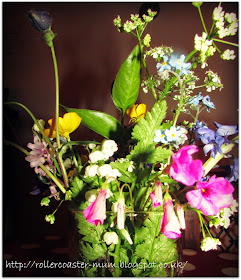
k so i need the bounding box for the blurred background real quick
[3,2,238,276]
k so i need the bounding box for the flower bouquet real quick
[5,2,238,277]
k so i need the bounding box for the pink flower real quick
[161,193,181,239]
[150,181,163,208]
[83,189,107,226]
[186,175,235,216]
[169,145,204,186]
[117,196,125,230]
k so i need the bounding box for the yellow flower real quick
[126,103,147,122]
[44,112,82,139]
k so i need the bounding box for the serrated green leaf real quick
[132,100,167,142]
[112,45,141,113]
[62,106,123,143]
[135,213,178,264]
[70,177,84,199]
[80,241,106,261]
[110,161,135,183]
[147,146,171,163]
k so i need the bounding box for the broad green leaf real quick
[70,177,84,199]
[112,45,141,114]
[62,106,123,143]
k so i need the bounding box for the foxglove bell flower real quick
[161,193,181,239]
[186,175,234,216]
[169,145,204,186]
[28,9,52,32]
[83,189,107,226]
[150,181,163,208]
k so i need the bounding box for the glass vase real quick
[68,207,184,277]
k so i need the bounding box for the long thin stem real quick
[50,43,61,149]
[213,38,239,47]
[198,5,208,34]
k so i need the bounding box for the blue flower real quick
[225,157,239,182]
[169,54,191,76]
[156,55,171,74]
[154,129,168,143]
[215,122,238,137]
[188,92,203,106]
[202,96,215,112]
[194,126,216,144]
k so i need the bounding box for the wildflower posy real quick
[5,2,238,277]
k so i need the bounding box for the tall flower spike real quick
[150,180,163,208]
[161,192,181,239]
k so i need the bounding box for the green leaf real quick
[132,100,167,142]
[110,161,135,183]
[135,213,178,265]
[112,45,141,114]
[80,242,106,261]
[70,177,84,199]
[62,106,123,143]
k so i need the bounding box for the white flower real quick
[33,119,45,132]
[97,164,113,177]
[221,49,236,60]
[230,199,239,214]
[228,22,238,36]
[201,237,221,252]
[89,150,105,163]
[85,189,98,203]
[225,12,237,23]
[103,232,119,245]
[101,139,118,159]
[87,143,96,150]
[213,6,225,22]
[85,164,98,177]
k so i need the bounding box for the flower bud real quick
[40,197,50,206]
[28,9,52,32]
[103,232,119,245]
[117,196,125,230]
[120,229,133,245]
[175,202,186,230]
[33,119,45,132]
[150,180,163,208]
[192,2,203,8]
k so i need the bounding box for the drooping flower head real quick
[83,187,108,226]
[186,175,235,216]
[150,180,163,208]
[116,196,125,230]
[169,145,204,186]
[161,192,181,239]
[44,112,82,139]
[175,202,186,230]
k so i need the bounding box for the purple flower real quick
[226,158,239,183]
[25,136,53,171]
[186,175,235,216]
[215,122,238,137]
[169,145,204,186]
[28,9,52,32]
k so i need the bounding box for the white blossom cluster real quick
[84,140,121,180]
[209,199,238,229]
[141,75,160,94]
[213,6,238,39]
[221,49,236,60]
[144,46,173,61]
[204,70,223,92]
[201,237,221,252]
[194,32,216,65]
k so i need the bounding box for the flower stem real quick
[213,38,239,48]
[198,5,208,34]
[113,239,121,277]
[49,43,61,149]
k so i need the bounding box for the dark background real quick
[3,0,238,255]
